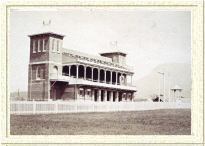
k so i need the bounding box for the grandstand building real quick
[28,32,137,101]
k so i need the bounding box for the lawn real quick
[10,109,191,135]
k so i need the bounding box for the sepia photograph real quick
[8,7,192,136]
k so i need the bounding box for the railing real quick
[50,73,136,91]
[10,101,191,115]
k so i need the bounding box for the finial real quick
[43,19,51,26]
[110,41,118,51]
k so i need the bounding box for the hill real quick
[134,63,191,100]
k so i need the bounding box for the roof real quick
[63,48,112,62]
[171,85,182,90]
[28,32,65,39]
[100,51,127,57]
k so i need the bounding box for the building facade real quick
[28,32,137,101]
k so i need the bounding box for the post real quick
[131,74,133,85]
[104,70,106,83]
[104,90,107,101]
[116,91,119,102]
[116,72,118,85]
[168,73,171,102]
[84,66,86,80]
[55,101,58,113]
[69,66,71,76]
[163,74,165,102]
[33,100,36,114]
[98,68,100,82]
[98,89,101,102]
[110,91,113,102]
[110,71,112,84]
[158,74,161,102]
[91,68,94,81]
[91,89,95,101]
[76,65,79,79]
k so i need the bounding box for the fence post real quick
[33,100,36,114]
[55,101,58,113]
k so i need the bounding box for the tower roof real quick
[100,51,127,57]
[171,85,182,90]
[28,32,65,39]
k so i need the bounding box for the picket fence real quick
[10,100,191,115]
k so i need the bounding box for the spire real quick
[43,19,51,26]
[110,41,118,51]
[41,19,52,32]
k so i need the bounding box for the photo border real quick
[0,0,204,145]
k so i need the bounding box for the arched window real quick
[43,39,47,52]
[93,68,98,81]
[62,66,69,76]
[70,65,77,77]
[86,67,92,79]
[100,69,105,82]
[78,65,85,78]
[56,40,59,52]
[36,66,41,80]
[37,39,41,52]
[32,40,36,53]
[52,39,55,51]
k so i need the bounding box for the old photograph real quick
[9,7,191,135]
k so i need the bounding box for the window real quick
[36,66,41,80]
[38,40,41,52]
[32,40,36,53]
[56,40,59,52]
[35,40,38,52]
[43,39,48,52]
[52,39,55,52]
[40,68,44,79]
[40,39,43,51]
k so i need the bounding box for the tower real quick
[28,32,64,100]
[100,51,127,66]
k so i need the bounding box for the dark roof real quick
[100,51,127,57]
[28,32,65,39]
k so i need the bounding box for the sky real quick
[9,7,191,92]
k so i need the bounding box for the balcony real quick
[50,74,136,91]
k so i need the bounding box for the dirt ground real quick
[10,109,191,135]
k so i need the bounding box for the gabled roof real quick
[100,51,127,57]
[171,85,182,90]
[28,32,65,39]
[63,48,112,62]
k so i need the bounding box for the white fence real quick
[10,101,191,115]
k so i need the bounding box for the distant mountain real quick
[134,63,191,100]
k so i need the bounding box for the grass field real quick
[10,109,191,135]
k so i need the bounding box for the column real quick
[42,39,45,51]
[91,68,94,81]
[125,93,128,102]
[125,74,127,85]
[91,89,95,101]
[110,91,113,102]
[97,89,101,102]
[84,66,86,80]
[116,91,119,102]
[131,92,134,101]
[110,71,112,84]
[98,68,100,82]
[84,88,87,100]
[116,72,118,85]
[131,74,133,85]
[69,66,71,76]
[76,65,79,79]
[104,90,107,101]
[104,70,106,83]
